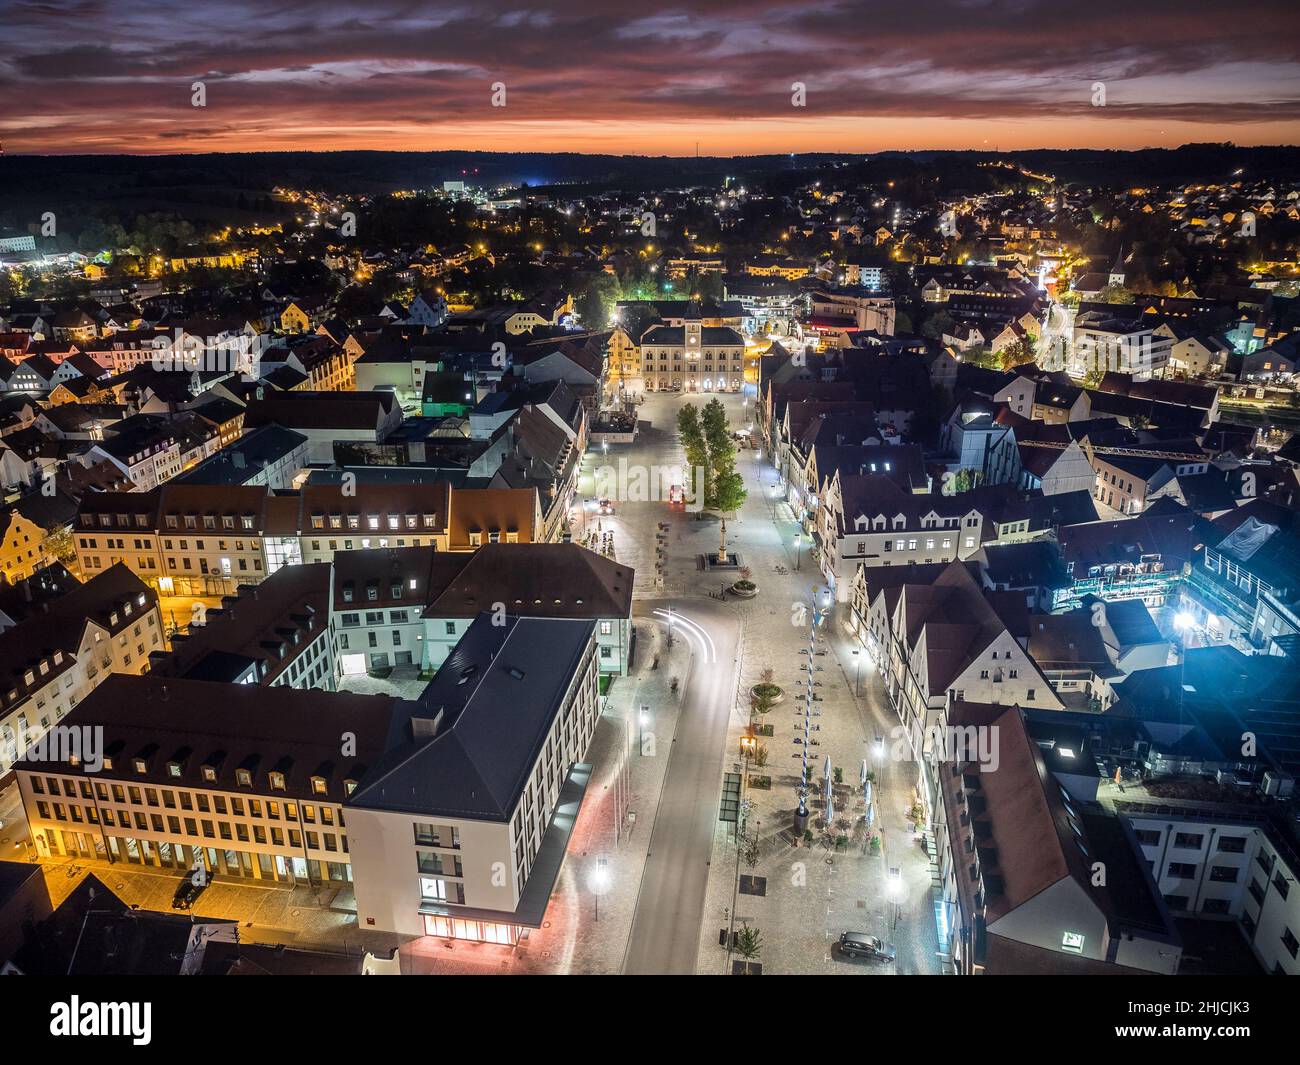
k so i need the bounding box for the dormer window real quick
[269,772,286,791]
[167,761,183,778]
[236,768,252,786]
[342,585,354,603]
[344,779,358,796]
[133,758,148,774]
[201,765,217,782]
[311,777,327,796]
[391,583,402,599]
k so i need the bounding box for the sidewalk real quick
[693,433,943,974]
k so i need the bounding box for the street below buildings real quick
[622,599,741,974]
[582,391,942,974]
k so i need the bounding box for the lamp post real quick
[589,858,610,921]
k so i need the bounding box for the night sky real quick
[3,0,1298,155]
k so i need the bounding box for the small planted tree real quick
[679,398,748,562]
[753,743,770,768]
[734,924,763,959]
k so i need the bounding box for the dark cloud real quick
[2,0,1297,152]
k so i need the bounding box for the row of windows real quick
[163,513,257,531]
[30,775,345,814]
[33,800,346,853]
[310,513,439,531]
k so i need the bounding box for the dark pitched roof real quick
[424,543,632,620]
[17,673,398,803]
[349,615,595,821]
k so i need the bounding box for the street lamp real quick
[589,858,610,921]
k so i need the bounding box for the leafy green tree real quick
[677,399,748,562]
[921,310,955,340]
[1096,283,1134,305]
[701,398,746,562]
[999,335,1038,371]
[690,270,723,303]
[574,273,621,331]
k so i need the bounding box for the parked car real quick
[172,875,207,911]
[838,932,896,962]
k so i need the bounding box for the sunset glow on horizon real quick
[2,0,1299,156]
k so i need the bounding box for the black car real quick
[838,932,897,962]
[172,876,206,910]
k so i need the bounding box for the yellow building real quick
[280,302,312,333]
[0,507,58,583]
[605,326,641,394]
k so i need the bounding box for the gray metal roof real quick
[348,614,595,821]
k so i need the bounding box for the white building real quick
[347,615,600,943]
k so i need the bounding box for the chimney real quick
[410,707,445,740]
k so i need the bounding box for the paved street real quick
[623,599,741,974]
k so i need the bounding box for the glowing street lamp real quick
[589,858,611,921]
[888,865,902,929]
